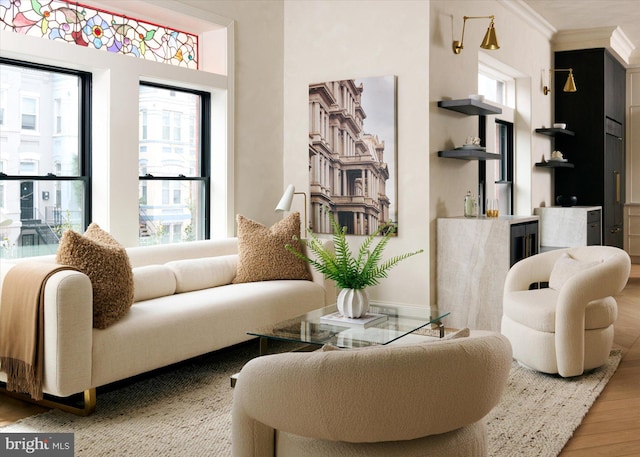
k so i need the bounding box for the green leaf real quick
[286,206,423,290]
[31,0,43,16]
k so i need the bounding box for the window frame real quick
[494,119,514,215]
[0,57,92,249]
[138,80,211,243]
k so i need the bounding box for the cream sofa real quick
[0,238,335,414]
[232,331,512,457]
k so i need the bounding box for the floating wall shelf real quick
[534,128,575,137]
[438,99,502,116]
[534,127,575,169]
[535,161,575,168]
[439,150,501,160]
[437,99,502,161]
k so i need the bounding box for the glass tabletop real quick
[247,302,450,349]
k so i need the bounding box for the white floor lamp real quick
[275,184,309,231]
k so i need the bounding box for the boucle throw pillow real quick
[232,212,312,283]
[549,253,602,290]
[56,223,134,328]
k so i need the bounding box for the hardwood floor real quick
[559,264,640,456]
[2,266,640,456]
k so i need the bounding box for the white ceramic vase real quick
[337,288,369,318]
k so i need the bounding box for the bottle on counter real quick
[464,190,477,218]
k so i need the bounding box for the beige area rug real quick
[487,350,622,456]
[1,342,622,456]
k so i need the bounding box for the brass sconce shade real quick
[453,15,499,54]
[543,68,577,95]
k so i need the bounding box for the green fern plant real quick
[286,211,423,289]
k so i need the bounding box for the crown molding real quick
[553,26,633,66]
[498,0,556,41]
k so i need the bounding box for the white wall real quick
[283,0,431,306]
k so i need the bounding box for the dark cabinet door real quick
[587,209,602,245]
[605,130,624,247]
[510,221,539,266]
[605,51,626,123]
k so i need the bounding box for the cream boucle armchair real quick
[231,331,512,457]
[502,246,631,378]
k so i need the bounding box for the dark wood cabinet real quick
[605,51,626,122]
[510,221,538,266]
[553,48,626,248]
[587,209,602,246]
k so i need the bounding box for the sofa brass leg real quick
[0,386,97,416]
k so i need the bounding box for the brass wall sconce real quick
[453,15,499,54]
[543,68,577,95]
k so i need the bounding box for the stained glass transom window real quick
[0,0,198,69]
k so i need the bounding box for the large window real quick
[138,83,209,245]
[0,58,91,258]
[477,63,515,216]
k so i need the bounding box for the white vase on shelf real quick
[337,288,369,318]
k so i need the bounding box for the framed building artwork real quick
[308,75,397,235]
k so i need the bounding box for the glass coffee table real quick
[248,302,450,356]
[230,303,449,386]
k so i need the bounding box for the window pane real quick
[1,179,86,258]
[1,61,87,259]
[140,85,200,178]
[139,83,207,246]
[500,125,509,179]
[2,64,81,174]
[138,180,205,245]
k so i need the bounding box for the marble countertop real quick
[442,215,539,223]
[536,206,602,210]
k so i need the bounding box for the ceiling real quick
[522,0,640,66]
